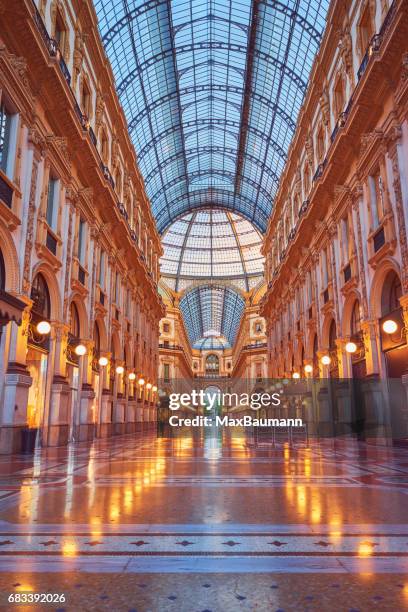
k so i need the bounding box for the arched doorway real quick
[26,274,51,431]
[379,271,406,377]
[205,354,219,377]
[378,271,407,443]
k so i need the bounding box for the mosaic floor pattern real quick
[0,428,407,610]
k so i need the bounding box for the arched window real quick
[381,271,402,316]
[69,302,80,338]
[30,274,50,319]
[94,322,100,353]
[329,319,337,350]
[0,248,5,291]
[205,354,219,376]
[350,300,361,336]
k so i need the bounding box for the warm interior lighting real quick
[304,364,313,373]
[98,356,108,367]
[292,372,300,379]
[345,341,357,354]
[382,319,398,334]
[116,365,124,375]
[36,320,51,335]
[138,378,145,386]
[128,372,136,381]
[321,355,331,365]
[152,385,157,392]
[75,344,86,356]
[146,382,152,389]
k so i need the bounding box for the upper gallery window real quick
[358,3,375,58]
[81,77,92,119]
[78,218,87,265]
[369,168,385,227]
[0,101,17,179]
[46,176,59,231]
[333,74,345,118]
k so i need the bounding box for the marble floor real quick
[0,427,408,611]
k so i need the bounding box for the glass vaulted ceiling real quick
[94,0,329,233]
[180,285,245,348]
[161,209,264,293]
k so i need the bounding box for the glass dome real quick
[193,336,230,350]
[160,208,264,292]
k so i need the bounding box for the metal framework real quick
[95,0,329,233]
[180,284,245,348]
[160,209,264,292]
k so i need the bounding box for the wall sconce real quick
[128,372,136,381]
[382,319,398,334]
[292,372,300,379]
[138,378,145,386]
[146,382,152,390]
[99,356,108,367]
[304,364,313,374]
[152,385,157,392]
[36,320,51,335]
[75,344,87,356]
[116,365,124,375]
[345,342,357,354]
[321,355,331,365]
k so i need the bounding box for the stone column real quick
[46,323,70,447]
[99,351,113,438]
[76,339,95,441]
[0,305,32,454]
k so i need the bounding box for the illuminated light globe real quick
[138,378,145,386]
[152,386,157,392]
[75,344,87,356]
[345,342,357,354]
[292,372,300,379]
[128,372,136,381]
[382,319,398,334]
[304,364,313,373]
[146,383,152,390]
[98,356,108,367]
[321,355,331,365]
[116,365,124,374]
[36,321,51,335]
